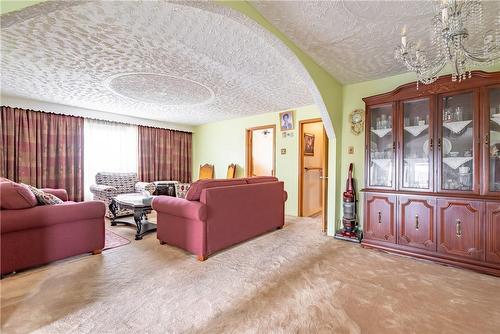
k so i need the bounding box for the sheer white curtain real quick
[84,119,138,200]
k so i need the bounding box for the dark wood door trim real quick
[245,124,276,177]
[298,118,325,219]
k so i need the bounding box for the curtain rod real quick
[1,105,193,134]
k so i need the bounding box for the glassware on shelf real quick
[402,98,431,189]
[441,92,474,191]
[455,106,463,121]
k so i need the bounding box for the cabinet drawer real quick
[486,202,500,265]
[437,199,484,261]
[398,196,436,251]
[364,194,396,243]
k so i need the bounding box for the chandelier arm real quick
[460,42,500,62]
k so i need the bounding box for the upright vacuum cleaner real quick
[334,163,362,242]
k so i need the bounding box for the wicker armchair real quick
[90,172,156,218]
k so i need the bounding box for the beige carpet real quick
[1,216,500,334]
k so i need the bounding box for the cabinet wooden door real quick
[398,196,436,251]
[486,202,500,265]
[364,193,396,243]
[482,85,500,196]
[366,103,396,190]
[398,97,434,192]
[437,90,480,194]
[437,199,484,261]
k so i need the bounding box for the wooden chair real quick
[226,164,236,179]
[199,164,214,180]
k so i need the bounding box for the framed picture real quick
[279,110,294,131]
[304,133,315,156]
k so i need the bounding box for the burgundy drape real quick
[138,126,192,183]
[0,106,84,201]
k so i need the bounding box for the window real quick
[84,119,138,200]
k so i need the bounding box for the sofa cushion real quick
[245,176,279,184]
[175,183,191,199]
[0,182,38,210]
[185,179,247,201]
[26,185,64,205]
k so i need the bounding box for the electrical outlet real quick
[281,148,286,155]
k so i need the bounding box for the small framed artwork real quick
[279,110,294,131]
[304,133,315,156]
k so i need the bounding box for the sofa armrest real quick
[1,201,106,234]
[152,196,206,221]
[135,182,156,195]
[90,184,117,197]
[41,188,68,201]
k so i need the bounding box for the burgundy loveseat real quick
[152,176,287,260]
[0,179,105,275]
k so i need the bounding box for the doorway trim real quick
[245,124,276,177]
[298,118,329,231]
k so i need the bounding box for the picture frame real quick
[279,110,294,131]
[304,133,315,156]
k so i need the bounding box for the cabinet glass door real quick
[368,104,395,188]
[401,98,432,190]
[487,86,500,193]
[439,91,476,192]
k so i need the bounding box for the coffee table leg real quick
[134,210,144,240]
[109,200,118,226]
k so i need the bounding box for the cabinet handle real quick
[378,211,382,224]
[415,214,419,230]
[429,138,433,150]
[484,134,489,146]
[456,219,462,237]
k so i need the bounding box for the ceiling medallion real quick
[395,0,499,88]
[104,73,215,106]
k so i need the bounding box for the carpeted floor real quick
[1,216,500,334]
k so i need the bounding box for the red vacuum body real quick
[335,163,362,242]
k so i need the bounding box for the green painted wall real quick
[339,64,500,228]
[218,1,343,235]
[0,0,42,14]
[193,105,321,216]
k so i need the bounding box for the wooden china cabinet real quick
[361,71,500,276]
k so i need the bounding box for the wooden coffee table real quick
[109,194,156,240]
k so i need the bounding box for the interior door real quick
[299,120,326,220]
[246,126,275,177]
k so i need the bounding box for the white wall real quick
[0,95,194,132]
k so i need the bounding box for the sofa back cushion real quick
[0,182,38,210]
[25,185,64,205]
[95,172,138,194]
[245,176,278,184]
[185,179,247,201]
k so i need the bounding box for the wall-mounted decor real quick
[279,110,294,131]
[304,133,315,156]
[349,109,365,135]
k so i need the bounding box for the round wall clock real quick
[349,109,365,135]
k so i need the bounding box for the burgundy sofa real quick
[0,179,105,275]
[152,176,287,260]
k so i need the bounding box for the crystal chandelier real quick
[395,0,500,88]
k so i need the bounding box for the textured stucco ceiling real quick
[252,0,500,84]
[0,1,314,125]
